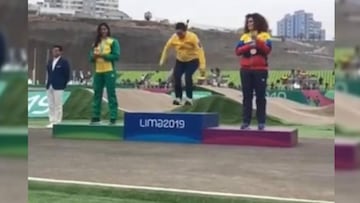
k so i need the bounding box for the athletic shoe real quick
[90,118,101,125]
[109,119,116,125]
[184,98,193,106]
[46,123,53,128]
[173,98,181,105]
[258,124,266,130]
[240,123,250,130]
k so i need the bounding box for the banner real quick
[28,91,71,118]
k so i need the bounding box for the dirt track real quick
[113,89,174,112]
[336,171,360,203]
[0,158,27,203]
[102,86,335,125]
[28,128,334,201]
[335,91,360,131]
[200,86,334,126]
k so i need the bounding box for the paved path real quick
[0,158,27,203]
[336,171,360,203]
[29,128,334,201]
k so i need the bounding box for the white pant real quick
[47,86,63,124]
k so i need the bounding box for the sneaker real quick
[109,119,116,125]
[90,118,101,125]
[184,98,193,106]
[173,98,181,105]
[46,123,53,128]
[258,123,265,130]
[240,123,250,130]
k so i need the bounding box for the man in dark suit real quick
[0,31,5,69]
[46,45,70,128]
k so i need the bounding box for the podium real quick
[203,126,298,147]
[335,139,360,170]
[51,112,299,148]
[124,112,218,143]
[0,127,27,157]
[53,123,124,141]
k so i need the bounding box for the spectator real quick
[325,82,329,90]
[270,82,275,90]
[314,96,320,106]
[318,76,323,85]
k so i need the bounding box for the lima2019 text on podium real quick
[53,112,298,147]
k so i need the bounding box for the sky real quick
[29,0,335,40]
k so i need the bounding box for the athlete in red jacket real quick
[235,13,272,130]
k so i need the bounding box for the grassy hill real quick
[63,88,124,120]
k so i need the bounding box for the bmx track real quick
[101,86,335,126]
[335,91,360,131]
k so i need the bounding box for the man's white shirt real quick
[49,56,61,88]
[52,56,61,71]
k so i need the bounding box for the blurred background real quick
[335,1,360,203]
[0,0,28,203]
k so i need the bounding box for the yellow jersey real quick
[159,31,206,70]
[92,37,120,73]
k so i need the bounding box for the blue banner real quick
[124,112,219,143]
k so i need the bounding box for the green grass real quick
[29,181,306,203]
[172,95,285,125]
[296,125,334,139]
[335,125,360,138]
[63,88,124,120]
[335,47,354,62]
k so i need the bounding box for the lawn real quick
[28,181,309,203]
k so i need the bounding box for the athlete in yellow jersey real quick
[89,23,120,125]
[159,22,206,105]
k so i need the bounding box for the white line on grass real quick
[28,177,333,203]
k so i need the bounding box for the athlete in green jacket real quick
[89,22,120,125]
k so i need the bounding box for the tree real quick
[144,11,152,21]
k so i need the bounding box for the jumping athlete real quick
[159,22,206,105]
[235,13,272,130]
[89,22,120,125]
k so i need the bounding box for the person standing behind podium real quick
[46,45,70,128]
[235,13,272,130]
[159,22,206,106]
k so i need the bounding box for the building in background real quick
[29,0,131,20]
[277,10,326,41]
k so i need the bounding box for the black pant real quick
[240,69,268,124]
[173,59,199,99]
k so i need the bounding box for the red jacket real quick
[235,32,272,70]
